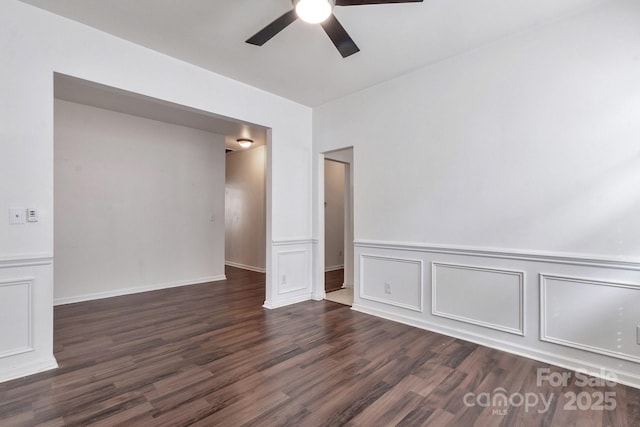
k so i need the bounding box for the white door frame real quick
[313,147,354,299]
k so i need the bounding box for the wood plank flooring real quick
[325,269,344,292]
[1,266,638,426]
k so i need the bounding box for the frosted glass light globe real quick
[295,0,333,24]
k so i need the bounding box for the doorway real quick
[224,141,268,275]
[52,73,272,306]
[322,148,354,306]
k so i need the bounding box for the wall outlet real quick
[384,282,392,294]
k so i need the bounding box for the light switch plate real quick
[27,208,38,222]
[9,208,26,224]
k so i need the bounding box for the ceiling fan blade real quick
[320,14,360,58]
[336,0,423,5]
[246,9,298,46]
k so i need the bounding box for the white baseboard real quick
[325,264,344,272]
[312,291,326,301]
[351,304,640,390]
[54,275,227,306]
[264,294,311,309]
[225,261,266,273]
[0,357,58,384]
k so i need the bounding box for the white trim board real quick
[0,357,58,384]
[0,256,53,269]
[225,261,266,273]
[272,238,315,246]
[355,240,640,270]
[263,293,311,309]
[325,264,344,272]
[54,275,226,306]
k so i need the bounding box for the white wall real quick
[314,0,640,387]
[54,100,226,304]
[225,146,266,272]
[316,0,640,258]
[0,0,312,383]
[324,160,345,270]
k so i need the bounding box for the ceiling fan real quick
[246,0,424,58]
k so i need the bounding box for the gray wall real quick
[54,100,226,303]
[324,159,345,270]
[225,146,266,272]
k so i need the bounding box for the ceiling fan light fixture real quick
[237,138,254,148]
[295,0,334,24]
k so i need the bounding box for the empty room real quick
[1,0,639,426]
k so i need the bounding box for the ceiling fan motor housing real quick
[291,0,336,7]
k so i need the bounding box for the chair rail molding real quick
[355,240,640,270]
[0,255,53,268]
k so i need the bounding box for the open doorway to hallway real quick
[224,140,267,276]
[323,148,354,306]
[53,73,271,308]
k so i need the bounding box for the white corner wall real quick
[0,0,312,383]
[54,100,226,304]
[324,160,345,270]
[225,146,266,273]
[313,0,640,387]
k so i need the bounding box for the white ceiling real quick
[24,0,609,106]
[54,74,267,151]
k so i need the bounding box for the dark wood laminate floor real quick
[325,268,344,292]
[1,266,638,426]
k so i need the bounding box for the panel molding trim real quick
[355,240,640,271]
[360,254,423,312]
[540,273,640,364]
[277,249,309,294]
[0,278,34,358]
[432,262,525,336]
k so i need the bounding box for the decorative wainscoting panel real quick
[541,274,640,363]
[0,256,57,384]
[277,249,309,294]
[353,240,640,388]
[265,240,314,309]
[360,254,423,312]
[432,262,525,336]
[0,279,33,357]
